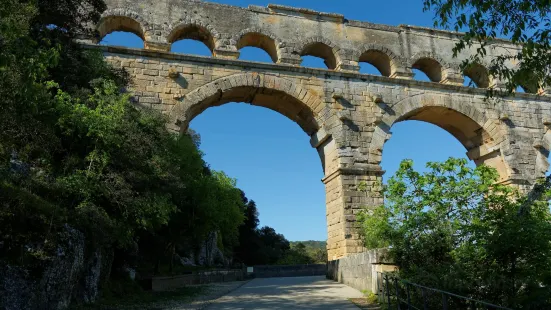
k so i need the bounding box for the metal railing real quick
[376,272,513,310]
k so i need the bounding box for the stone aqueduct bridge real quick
[86,0,551,260]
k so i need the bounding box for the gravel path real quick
[204,276,364,309]
[168,281,250,310]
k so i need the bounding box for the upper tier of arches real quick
[95,8,543,94]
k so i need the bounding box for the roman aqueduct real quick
[84,0,551,260]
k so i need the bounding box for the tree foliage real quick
[358,158,551,308]
[423,0,551,94]
[0,0,244,279]
[289,241,327,264]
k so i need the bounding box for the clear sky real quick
[101,0,474,242]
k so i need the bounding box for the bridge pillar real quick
[441,67,464,85]
[323,166,384,261]
[144,41,170,52]
[213,47,240,59]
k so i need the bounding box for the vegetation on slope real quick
[358,158,551,308]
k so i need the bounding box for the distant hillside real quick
[289,241,327,263]
[290,240,326,250]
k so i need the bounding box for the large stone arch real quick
[169,73,324,136]
[371,93,511,182]
[166,72,349,258]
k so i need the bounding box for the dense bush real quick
[358,158,551,309]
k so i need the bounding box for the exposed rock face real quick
[178,255,196,267]
[197,231,226,266]
[73,248,110,305]
[0,265,36,310]
[0,226,111,310]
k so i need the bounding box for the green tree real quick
[0,0,245,285]
[234,197,263,265]
[423,0,551,94]
[256,226,291,265]
[289,241,327,264]
[358,158,551,308]
[277,242,314,265]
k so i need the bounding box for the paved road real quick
[205,276,364,309]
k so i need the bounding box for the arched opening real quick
[382,121,475,178]
[518,82,539,94]
[189,103,326,242]
[359,50,393,77]
[237,32,278,63]
[412,58,443,82]
[412,69,432,82]
[171,39,212,57]
[181,86,319,136]
[97,16,145,48]
[380,105,509,183]
[300,42,338,70]
[168,24,215,56]
[464,63,490,88]
[171,74,323,137]
[173,77,329,259]
[360,62,383,75]
[301,56,329,69]
[515,68,540,94]
[239,47,274,63]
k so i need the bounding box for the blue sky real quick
[101,0,473,241]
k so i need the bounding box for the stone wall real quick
[327,249,396,293]
[143,270,245,292]
[251,264,327,278]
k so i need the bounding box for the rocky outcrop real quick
[0,225,112,310]
[197,231,226,267]
[73,247,113,305]
[0,265,36,310]
[38,225,86,309]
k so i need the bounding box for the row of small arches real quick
[97,15,535,92]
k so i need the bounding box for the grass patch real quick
[349,297,381,309]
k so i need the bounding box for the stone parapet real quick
[327,249,397,293]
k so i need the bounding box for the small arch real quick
[511,64,541,94]
[358,46,403,77]
[518,80,540,94]
[359,50,392,76]
[412,57,443,82]
[167,22,217,54]
[296,38,341,70]
[97,15,146,43]
[464,63,490,88]
[170,73,322,135]
[235,30,279,63]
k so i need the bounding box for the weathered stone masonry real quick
[88,0,551,260]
